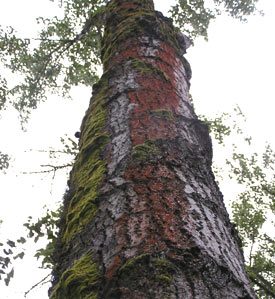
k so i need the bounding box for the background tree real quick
[0,0,262,124]
[203,109,275,298]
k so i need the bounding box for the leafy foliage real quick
[213,0,261,20]
[0,152,10,172]
[228,144,275,298]
[169,0,261,40]
[206,107,275,298]
[0,0,262,124]
[23,134,78,178]
[170,0,215,40]
[23,207,62,269]
[0,1,107,124]
[0,232,26,286]
[0,207,61,287]
[0,134,77,287]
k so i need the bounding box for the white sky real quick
[0,0,274,298]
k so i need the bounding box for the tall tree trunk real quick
[49,0,256,298]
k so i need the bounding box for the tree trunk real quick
[49,0,256,298]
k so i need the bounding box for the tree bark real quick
[49,0,256,298]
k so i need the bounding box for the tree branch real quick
[249,271,275,298]
[30,11,104,99]
[24,273,51,298]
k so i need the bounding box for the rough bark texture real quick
[49,0,256,298]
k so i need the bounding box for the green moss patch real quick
[153,258,175,292]
[102,12,153,68]
[156,274,173,285]
[152,258,171,269]
[119,255,176,295]
[151,109,175,121]
[102,3,184,70]
[62,74,111,245]
[106,0,154,14]
[131,139,161,161]
[131,58,169,81]
[120,253,151,275]
[50,253,99,299]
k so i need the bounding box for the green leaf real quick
[6,240,16,248]
[14,252,25,260]
[16,237,26,244]
[4,268,14,286]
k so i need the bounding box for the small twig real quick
[30,12,104,102]
[34,38,74,43]
[248,232,255,267]
[24,273,51,297]
[249,273,275,298]
[21,163,73,176]
[40,164,73,170]
[26,149,75,154]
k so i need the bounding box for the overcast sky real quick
[0,0,274,298]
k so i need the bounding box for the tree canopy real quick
[0,0,261,127]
